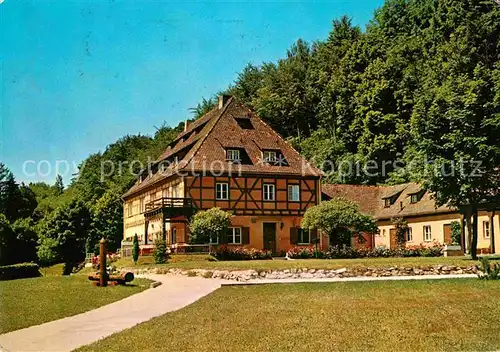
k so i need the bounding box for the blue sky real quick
[1,0,384,186]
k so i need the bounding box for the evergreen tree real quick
[132,234,139,265]
[54,175,64,195]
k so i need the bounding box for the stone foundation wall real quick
[127,265,478,282]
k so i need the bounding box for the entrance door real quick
[443,224,452,244]
[389,229,397,249]
[263,223,276,253]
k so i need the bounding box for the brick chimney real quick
[218,95,231,109]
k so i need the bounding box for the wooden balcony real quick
[144,197,193,219]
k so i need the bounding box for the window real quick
[424,225,432,242]
[159,162,167,173]
[216,183,229,200]
[263,184,275,201]
[171,227,177,244]
[139,198,145,213]
[228,227,242,244]
[263,151,277,162]
[484,221,490,238]
[384,198,392,207]
[226,149,240,162]
[235,118,254,129]
[407,227,413,242]
[297,229,311,244]
[210,233,218,244]
[410,194,419,203]
[127,203,133,217]
[288,184,300,202]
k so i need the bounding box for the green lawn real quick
[0,275,150,334]
[116,254,481,271]
[79,279,500,352]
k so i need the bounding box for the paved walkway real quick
[222,273,477,286]
[0,275,225,352]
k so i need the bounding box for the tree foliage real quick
[189,208,232,244]
[37,199,92,273]
[302,198,378,246]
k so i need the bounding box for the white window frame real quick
[216,183,229,200]
[288,184,300,202]
[384,198,391,207]
[410,194,419,203]
[407,227,413,242]
[263,184,275,201]
[228,227,242,244]
[263,151,277,162]
[226,149,240,162]
[484,221,490,239]
[424,225,432,242]
[297,228,311,245]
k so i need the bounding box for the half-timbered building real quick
[122,95,324,253]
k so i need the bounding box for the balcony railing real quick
[145,197,193,213]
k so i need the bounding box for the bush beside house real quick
[214,246,272,261]
[287,243,444,259]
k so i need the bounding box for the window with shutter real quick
[227,227,242,244]
[297,229,311,244]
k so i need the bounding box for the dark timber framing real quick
[186,173,318,216]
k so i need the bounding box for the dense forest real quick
[1,0,499,269]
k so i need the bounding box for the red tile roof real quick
[123,97,323,198]
[322,182,456,219]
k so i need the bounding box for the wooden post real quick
[99,237,108,287]
[162,211,166,242]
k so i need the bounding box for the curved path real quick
[0,275,225,352]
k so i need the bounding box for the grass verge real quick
[0,275,150,334]
[78,279,500,352]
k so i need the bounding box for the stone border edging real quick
[125,264,478,282]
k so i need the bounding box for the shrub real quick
[286,243,444,259]
[477,257,500,280]
[0,263,41,281]
[132,234,139,264]
[214,246,272,261]
[153,239,168,264]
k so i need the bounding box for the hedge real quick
[214,246,272,261]
[0,263,42,281]
[287,244,444,259]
